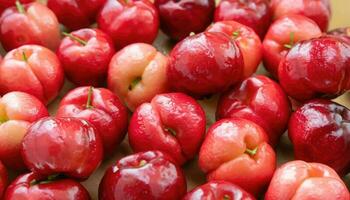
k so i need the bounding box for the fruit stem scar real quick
[62,32,87,46]
[223,195,230,200]
[139,160,147,167]
[165,127,177,137]
[232,31,240,39]
[245,147,258,156]
[30,174,60,186]
[284,32,295,49]
[128,77,142,91]
[22,51,28,62]
[16,0,25,14]
[86,86,94,109]
[189,32,196,36]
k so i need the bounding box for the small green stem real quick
[139,160,147,167]
[22,51,28,62]
[86,86,94,109]
[223,195,230,200]
[165,127,176,137]
[245,147,258,156]
[284,32,295,49]
[16,0,25,14]
[62,32,87,46]
[128,77,142,91]
[232,31,240,39]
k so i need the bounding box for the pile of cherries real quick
[0,0,349,199]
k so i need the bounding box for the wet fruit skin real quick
[57,28,116,86]
[270,0,331,32]
[167,32,244,98]
[154,0,215,40]
[128,93,206,165]
[216,75,291,147]
[21,117,103,181]
[288,99,350,175]
[199,118,276,196]
[97,0,159,50]
[262,14,322,78]
[0,161,7,199]
[183,180,255,200]
[47,0,106,31]
[214,0,271,39]
[0,2,60,51]
[265,160,350,200]
[56,87,128,156]
[0,92,49,170]
[278,36,350,102]
[99,151,187,200]
[206,20,262,78]
[328,27,350,45]
[0,45,64,105]
[0,0,33,15]
[3,173,91,200]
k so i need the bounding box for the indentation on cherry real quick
[129,77,142,91]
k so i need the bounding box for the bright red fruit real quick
[288,99,350,175]
[3,173,90,200]
[57,28,115,86]
[168,32,243,98]
[108,43,169,111]
[0,45,64,104]
[0,2,60,51]
[328,27,350,45]
[270,0,331,32]
[47,0,106,30]
[0,161,7,199]
[99,151,187,200]
[98,0,159,50]
[279,36,350,102]
[207,20,262,78]
[154,0,215,40]
[21,117,103,180]
[199,118,276,195]
[217,75,291,146]
[214,0,271,39]
[262,14,322,77]
[129,93,206,165]
[183,181,255,200]
[265,161,350,200]
[0,0,33,15]
[0,92,48,170]
[57,87,128,155]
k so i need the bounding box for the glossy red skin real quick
[206,20,262,78]
[4,173,90,200]
[279,36,350,102]
[288,100,350,175]
[168,32,244,98]
[21,117,103,180]
[99,151,187,200]
[0,92,49,170]
[57,28,115,86]
[214,0,271,39]
[0,45,64,104]
[183,181,255,200]
[0,161,7,199]
[265,161,350,200]
[328,27,350,45]
[262,14,322,78]
[154,0,215,40]
[199,118,276,195]
[129,93,206,165]
[0,2,60,51]
[270,0,331,32]
[217,75,291,146]
[0,0,33,15]
[98,0,159,50]
[56,87,128,155]
[48,0,106,30]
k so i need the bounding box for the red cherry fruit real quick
[0,2,60,51]
[0,0,33,15]
[168,32,244,98]
[154,0,215,40]
[206,20,262,78]
[262,14,322,78]
[0,45,64,104]
[99,151,187,200]
[0,161,7,199]
[214,0,271,39]
[57,87,128,155]
[3,173,90,200]
[328,27,350,45]
[47,0,106,30]
[0,92,49,170]
[278,36,350,102]
[129,93,206,165]
[183,181,255,200]
[270,0,331,32]
[57,28,115,86]
[288,99,350,175]
[217,75,291,146]
[98,0,159,50]
[21,117,103,180]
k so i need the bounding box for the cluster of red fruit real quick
[0,0,349,199]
